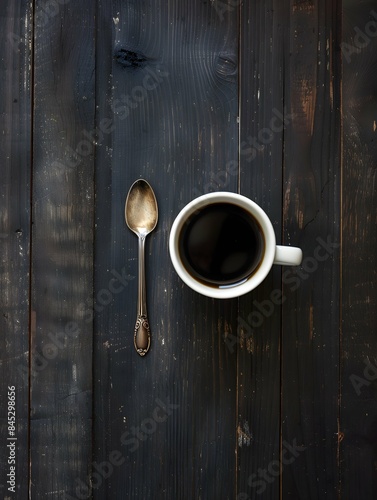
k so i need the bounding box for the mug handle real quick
[274,245,303,266]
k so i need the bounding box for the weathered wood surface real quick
[0,0,377,499]
[341,2,377,498]
[0,1,32,497]
[281,1,342,498]
[30,1,95,497]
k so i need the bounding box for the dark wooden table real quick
[1,0,376,498]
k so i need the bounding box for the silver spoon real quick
[125,179,158,356]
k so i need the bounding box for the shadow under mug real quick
[169,192,303,299]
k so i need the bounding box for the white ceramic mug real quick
[169,192,302,299]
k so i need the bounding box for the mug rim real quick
[169,192,276,299]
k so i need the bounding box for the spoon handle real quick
[134,236,151,356]
[134,314,151,356]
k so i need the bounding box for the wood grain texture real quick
[237,1,285,499]
[1,1,376,498]
[281,0,341,498]
[0,2,32,497]
[30,1,95,497]
[341,1,377,498]
[93,1,239,498]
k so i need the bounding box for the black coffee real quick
[178,202,265,288]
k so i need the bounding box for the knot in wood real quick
[114,48,148,69]
[214,52,238,82]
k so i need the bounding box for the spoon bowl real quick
[125,179,158,356]
[125,180,158,236]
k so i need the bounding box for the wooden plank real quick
[0,2,32,498]
[93,1,239,498]
[341,2,377,498]
[30,2,95,497]
[281,0,341,498]
[237,1,285,499]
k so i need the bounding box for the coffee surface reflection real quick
[178,202,265,288]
